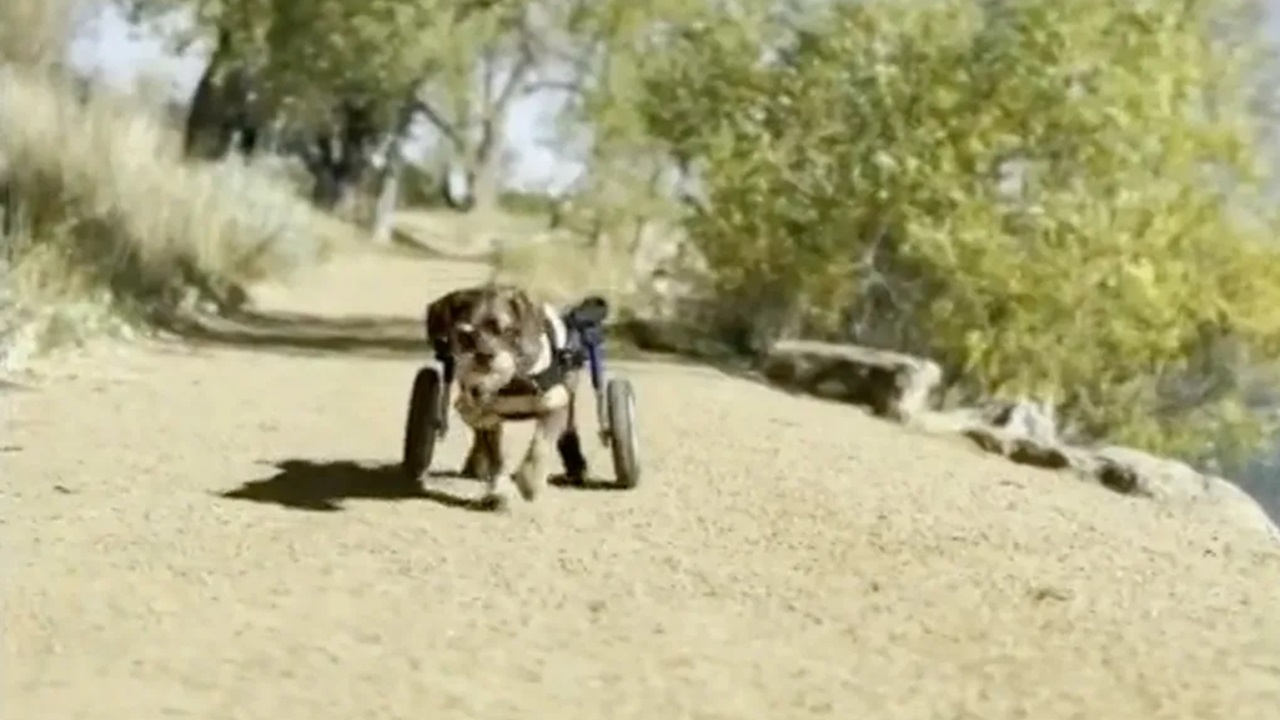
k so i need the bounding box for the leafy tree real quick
[637,0,1280,457]
[514,0,708,252]
[119,0,657,228]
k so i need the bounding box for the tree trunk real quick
[307,137,356,213]
[438,174,475,212]
[369,137,405,245]
[305,100,380,216]
[368,99,419,243]
[1,179,22,258]
[467,120,503,212]
[184,27,260,162]
[467,160,502,213]
[310,166,359,214]
[184,28,234,160]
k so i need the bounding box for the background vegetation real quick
[8,0,1280,469]
[0,0,330,368]
[631,0,1280,461]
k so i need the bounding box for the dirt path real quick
[5,250,1280,720]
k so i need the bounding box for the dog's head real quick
[426,284,545,400]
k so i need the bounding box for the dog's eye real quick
[455,329,476,351]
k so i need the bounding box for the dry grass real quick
[489,235,638,308]
[393,207,551,256]
[1,67,329,305]
[0,0,78,70]
[0,0,343,368]
[486,213,692,326]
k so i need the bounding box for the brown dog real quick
[425,283,588,510]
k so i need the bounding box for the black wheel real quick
[606,378,640,488]
[402,367,444,483]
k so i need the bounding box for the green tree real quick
[529,0,706,251]
[119,0,653,226]
[637,0,1280,457]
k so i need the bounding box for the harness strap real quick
[436,308,592,401]
[526,315,578,392]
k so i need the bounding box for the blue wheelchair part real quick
[562,296,609,391]
[560,296,612,438]
[586,343,604,391]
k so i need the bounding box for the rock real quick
[912,406,986,435]
[915,393,1280,543]
[760,340,942,421]
[615,318,739,359]
[1081,445,1280,542]
[1202,476,1280,543]
[926,396,1071,471]
[1083,446,1208,501]
[980,398,1060,445]
[960,425,1078,470]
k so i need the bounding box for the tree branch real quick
[489,55,535,120]
[408,96,463,148]
[485,13,539,120]
[522,79,582,96]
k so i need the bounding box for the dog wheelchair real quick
[401,295,640,489]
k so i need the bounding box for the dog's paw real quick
[460,452,488,480]
[556,470,586,487]
[474,490,511,513]
[511,466,543,502]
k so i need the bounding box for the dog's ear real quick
[496,285,546,366]
[425,289,479,352]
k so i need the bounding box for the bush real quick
[636,0,1280,458]
[0,0,77,70]
[491,234,641,311]
[0,0,332,370]
[0,67,327,318]
[397,160,561,219]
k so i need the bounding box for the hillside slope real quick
[4,249,1279,720]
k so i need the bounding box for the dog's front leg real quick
[556,389,588,484]
[463,421,513,512]
[513,403,570,503]
[462,425,503,480]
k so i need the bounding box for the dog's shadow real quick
[219,459,628,513]
[549,475,628,492]
[218,459,484,512]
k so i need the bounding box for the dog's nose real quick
[473,350,494,366]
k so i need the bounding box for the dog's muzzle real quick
[455,349,517,402]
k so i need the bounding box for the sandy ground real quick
[4,250,1280,720]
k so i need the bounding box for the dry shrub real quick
[0,3,335,368]
[0,0,80,70]
[0,67,327,313]
[490,233,647,313]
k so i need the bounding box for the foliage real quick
[0,0,82,69]
[636,0,1280,457]
[0,67,327,316]
[398,160,558,215]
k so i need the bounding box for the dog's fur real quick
[426,283,588,510]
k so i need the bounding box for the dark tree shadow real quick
[385,228,497,262]
[161,309,430,360]
[548,474,631,492]
[0,378,32,393]
[159,306,667,365]
[218,459,489,512]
